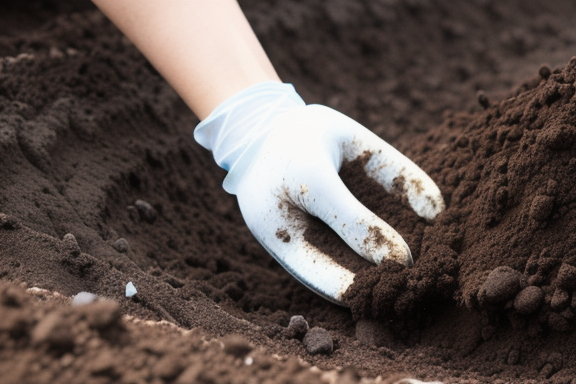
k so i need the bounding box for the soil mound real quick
[345,58,576,333]
[0,281,330,384]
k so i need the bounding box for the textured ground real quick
[2,1,576,383]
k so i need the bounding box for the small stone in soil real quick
[72,291,97,306]
[222,335,253,357]
[112,238,130,253]
[529,195,554,222]
[134,199,157,223]
[0,213,20,230]
[550,288,569,311]
[285,315,309,339]
[539,64,551,79]
[126,282,137,297]
[62,233,81,257]
[477,90,490,109]
[479,266,521,304]
[514,286,543,315]
[303,327,333,355]
[556,263,576,290]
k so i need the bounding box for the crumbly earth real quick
[2,0,576,383]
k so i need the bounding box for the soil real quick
[2,0,576,383]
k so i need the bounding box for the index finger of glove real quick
[236,185,356,305]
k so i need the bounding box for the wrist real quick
[194,81,305,172]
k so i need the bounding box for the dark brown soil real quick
[2,0,576,383]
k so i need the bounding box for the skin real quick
[91,0,281,120]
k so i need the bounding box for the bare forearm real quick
[92,0,281,119]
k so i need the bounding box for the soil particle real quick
[276,228,291,243]
[550,288,570,311]
[285,315,309,340]
[134,199,157,224]
[529,195,555,222]
[303,327,333,355]
[514,286,544,315]
[537,64,551,79]
[556,263,576,290]
[62,233,81,257]
[479,266,522,305]
[477,90,490,109]
[112,238,130,253]
[0,213,20,230]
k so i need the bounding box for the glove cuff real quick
[194,82,305,175]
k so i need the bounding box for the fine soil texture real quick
[2,1,576,383]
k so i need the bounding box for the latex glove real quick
[195,82,444,305]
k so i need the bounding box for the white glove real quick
[195,82,444,305]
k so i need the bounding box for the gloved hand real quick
[195,82,444,305]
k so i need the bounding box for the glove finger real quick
[344,126,445,221]
[293,170,413,267]
[237,187,356,305]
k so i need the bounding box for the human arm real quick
[91,0,280,119]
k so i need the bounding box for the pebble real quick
[134,199,156,223]
[539,64,552,79]
[72,291,97,306]
[477,90,490,109]
[62,233,81,257]
[112,238,130,253]
[285,315,309,339]
[556,263,576,290]
[126,282,137,297]
[0,213,19,230]
[514,286,543,315]
[303,327,333,355]
[222,335,253,357]
[480,266,521,304]
[529,195,554,222]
